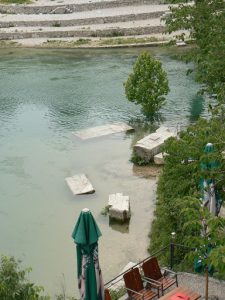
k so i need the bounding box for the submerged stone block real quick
[73,122,133,140]
[134,127,175,162]
[65,174,95,195]
[108,193,131,221]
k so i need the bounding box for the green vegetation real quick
[0,0,31,3]
[99,36,159,46]
[52,22,61,27]
[165,0,225,103]
[0,255,49,300]
[0,40,19,47]
[108,288,126,300]
[149,117,225,277]
[149,0,225,280]
[0,255,78,300]
[124,51,169,120]
[42,39,91,48]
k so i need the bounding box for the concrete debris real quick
[65,174,95,195]
[134,126,176,162]
[108,193,131,221]
[73,122,133,140]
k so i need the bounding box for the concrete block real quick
[134,126,175,162]
[73,122,133,140]
[154,152,165,165]
[65,174,95,195]
[108,193,131,221]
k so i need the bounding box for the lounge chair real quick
[142,257,178,296]
[105,288,111,300]
[123,267,158,300]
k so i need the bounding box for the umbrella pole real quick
[205,266,208,300]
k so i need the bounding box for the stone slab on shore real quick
[154,152,165,165]
[73,122,133,140]
[134,126,176,161]
[65,174,95,195]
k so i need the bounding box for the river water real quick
[0,47,206,297]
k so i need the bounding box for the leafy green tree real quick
[165,0,225,103]
[124,51,169,119]
[0,255,49,300]
[149,116,225,277]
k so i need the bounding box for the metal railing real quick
[104,243,194,289]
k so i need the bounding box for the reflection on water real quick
[0,48,207,297]
[189,94,204,122]
[109,218,130,234]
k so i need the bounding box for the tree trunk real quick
[205,266,208,300]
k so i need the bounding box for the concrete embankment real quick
[0,0,180,47]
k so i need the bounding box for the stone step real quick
[0,18,165,40]
[0,5,169,28]
[0,0,164,15]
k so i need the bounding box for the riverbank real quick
[0,0,189,48]
[0,35,172,48]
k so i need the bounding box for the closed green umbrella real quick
[200,143,221,215]
[72,208,104,300]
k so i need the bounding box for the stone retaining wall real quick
[0,11,164,28]
[0,0,163,14]
[0,25,165,40]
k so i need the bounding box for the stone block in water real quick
[65,174,95,195]
[73,122,133,140]
[134,127,175,162]
[108,193,131,221]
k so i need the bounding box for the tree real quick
[165,0,225,103]
[149,116,225,277]
[0,255,49,300]
[124,51,169,119]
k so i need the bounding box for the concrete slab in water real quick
[73,122,133,140]
[108,192,131,221]
[134,126,176,161]
[65,174,95,195]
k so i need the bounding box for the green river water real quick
[0,47,207,297]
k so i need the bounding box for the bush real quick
[0,255,49,300]
[149,117,225,277]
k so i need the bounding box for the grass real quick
[0,40,19,47]
[0,0,31,3]
[42,39,92,48]
[99,36,159,46]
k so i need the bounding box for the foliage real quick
[0,0,31,3]
[108,287,126,300]
[42,39,91,48]
[124,51,169,120]
[130,152,151,166]
[165,0,225,103]
[56,295,77,300]
[0,255,50,300]
[99,36,159,46]
[149,116,225,277]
